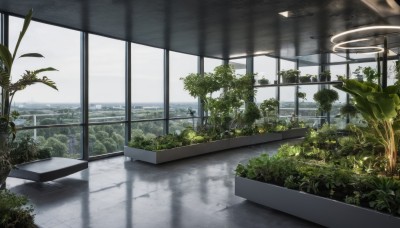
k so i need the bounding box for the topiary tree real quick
[313,88,339,113]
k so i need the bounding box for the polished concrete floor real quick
[8,139,321,228]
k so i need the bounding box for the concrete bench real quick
[9,157,88,182]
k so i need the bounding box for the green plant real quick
[243,102,261,127]
[299,74,312,83]
[335,79,400,174]
[313,89,339,113]
[278,69,300,83]
[258,77,269,85]
[259,98,279,124]
[363,67,380,83]
[182,65,256,132]
[0,190,35,227]
[319,70,331,82]
[0,9,58,188]
[363,176,400,215]
[297,92,306,101]
[9,136,50,165]
[340,103,358,117]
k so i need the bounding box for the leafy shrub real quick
[9,136,51,165]
[313,88,339,113]
[0,190,36,227]
[45,137,68,157]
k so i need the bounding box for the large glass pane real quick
[169,52,198,118]
[298,85,319,127]
[330,64,347,80]
[204,58,222,73]
[18,126,82,159]
[255,88,276,104]
[280,59,296,71]
[89,124,125,156]
[254,56,277,85]
[9,17,81,127]
[131,43,164,120]
[89,35,125,123]
[279,86,295,118]
[229,58,246,74]
[388,60,398,86]
[330,87,347,127]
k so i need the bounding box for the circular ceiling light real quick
[331,25,400,54]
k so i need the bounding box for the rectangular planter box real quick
[281,128,308,139]
[124,132,282,164]
[235,176,400,228]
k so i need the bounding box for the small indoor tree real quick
[259,98,279,125]
[0,9,58,188]
[335,79,400,174]
[313,88,339,113]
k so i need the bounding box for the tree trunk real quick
[386,124,397,175]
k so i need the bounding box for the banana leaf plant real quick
[0,9,58,188]
[335,79,400,175]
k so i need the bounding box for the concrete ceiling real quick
[1,0,400,60]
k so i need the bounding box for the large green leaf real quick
[19,53,44,58]
[12,9,33,63]
[33,67,58,74]
[0,71,10,88]
[0,44,12,72]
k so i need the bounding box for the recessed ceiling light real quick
[279,11,290,18]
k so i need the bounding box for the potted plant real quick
[311,75,318,82]
[313,88,339,113]
[258,77,269,85]
[299,74,312,83]
[0,9,58,189]
[319,70,331,82]
[278,69,300,84]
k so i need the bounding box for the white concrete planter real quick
[124,132,282,164]
[235,176,400,228]
[281,128,308,139]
